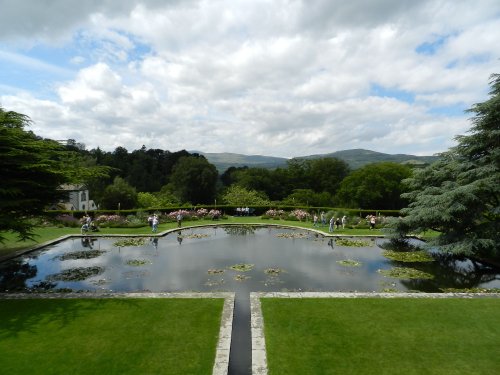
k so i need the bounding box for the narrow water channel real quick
[228,292,251,375]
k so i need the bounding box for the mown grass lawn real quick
[0,298,224,375]
[0,216,383,258]
[261,298,500,375]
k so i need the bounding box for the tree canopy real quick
[387,74,500,259]
[335,162,412,209]
[168,156,218,204]
[0,107,109,241]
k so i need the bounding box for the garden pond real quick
[1,225,499,293]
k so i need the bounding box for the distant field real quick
[0,298,223,375]
[261,298,500,375]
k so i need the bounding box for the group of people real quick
[312,212,347,233]
[147,213,183,232]
[81,214,98,234]
[235,207,251,216]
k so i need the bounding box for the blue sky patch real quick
[416,34,450,55]
[370,83,415,103]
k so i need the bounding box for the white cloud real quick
[1,0,499,158]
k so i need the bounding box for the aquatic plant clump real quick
[336,259,362,267]
[179,233,210,239]
[264,268,287,276]
[56,250,106,261]
[229,263,254,272]
[234,274,251,281]
[113,238,146,247]
[47,266,104,282]
[126,259,150,267]
[276,232,308,239]
[335,238,372,247]
[207,269,224,274]
[377,267,434,280]
[382,250,434,263]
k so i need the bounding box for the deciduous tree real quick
[169,156,218,204]
[335,162,412,209]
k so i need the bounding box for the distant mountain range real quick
[195,149,439,172]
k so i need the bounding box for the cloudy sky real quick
[0,0,499,158]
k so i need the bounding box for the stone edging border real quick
[250,291,500,375]
[0,292,234,375]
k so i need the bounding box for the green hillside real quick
[198,149,438,172]
[298,149,438,169]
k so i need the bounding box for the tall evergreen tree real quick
[387,74,500,259]
[0,107,109,241]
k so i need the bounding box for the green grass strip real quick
[261,298,500,375]
[0,298,223,375]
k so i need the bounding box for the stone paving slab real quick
[250,291,500,374]
[0,292,234,375]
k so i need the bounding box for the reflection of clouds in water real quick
[3,226,499,293]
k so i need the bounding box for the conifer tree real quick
[387,74,500,259]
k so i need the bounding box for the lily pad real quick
[276,232,308,239]
[335,238,372,247]
[229,263,254,272]
[264,267,286,276]
[208,269,225,275]
[56,250,106,260]
[337,259,362,267]
[126,259,152,266]
[180,233,210,239]
[234,274,251,281]
[113,238,146,247]
[377,267,434,280]
[383,250,434,263]
[47,266,104,282]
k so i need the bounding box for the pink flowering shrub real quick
[95,215,129,226]
[196,208,208,217]
[289,209,310,221]
[167,210,192,221]
[208,209,221,219]
[263,209,286,219]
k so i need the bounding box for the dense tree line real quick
[1,110,415,230]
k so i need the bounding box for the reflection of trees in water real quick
[223,225,256,236]
[398,255,500,292]
[377,238,422,252]
[0,261,37,292]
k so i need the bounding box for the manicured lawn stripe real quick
[0,298,224,375]
[261,298,500,375]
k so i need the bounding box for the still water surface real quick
[1,226,499,293]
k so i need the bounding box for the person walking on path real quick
[152,214,159,233]
[320,211,326,226]
[329,216,335,232]
[341,215,347,229]
[313,213,318,227]
[369,215,376,230]
[176,213,183,228]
